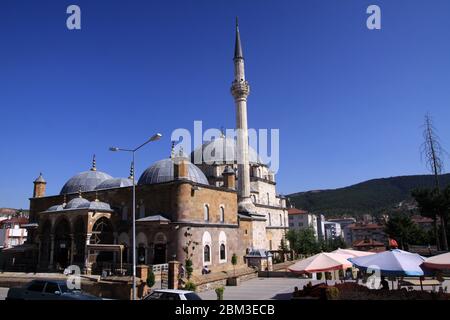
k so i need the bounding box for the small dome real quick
[138,158,209,185]
[77,200,112,211]
[65,197,90,209]
[191,136,260,165]
[60,170,113,195]
[46,204,65,212]
[95,178,133,190]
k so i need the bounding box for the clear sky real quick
[1,0,450,209]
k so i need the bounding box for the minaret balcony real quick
[231,80,250,98]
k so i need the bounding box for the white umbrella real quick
[422,252,450,270]
[288,252,353,274]
[332,248,376,258]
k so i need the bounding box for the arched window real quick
[220,244,226,260]
[204,245,211,263]
[204,204,210,222]
[219,231,227,263]
[202,231,212,265]
[219,207,225,223]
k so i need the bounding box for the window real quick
[220,244,226,261]
[204,205,209,222]
[204,245,211,263]
[219,207,225,223]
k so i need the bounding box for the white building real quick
[287,208,319,239]
[323,221,343,241]
[0,218,28,249]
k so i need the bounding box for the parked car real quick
[6,279,102,300]
[142,289,202,300]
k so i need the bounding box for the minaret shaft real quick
[231,21,254,213]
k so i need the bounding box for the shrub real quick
[146,270,155,288]
[184,281,197,292]
[326,287,340,300]
[185,259,193,280]
[215,286,225,300]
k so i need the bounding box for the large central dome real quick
[190,136,260,165]
[138,158,209,185]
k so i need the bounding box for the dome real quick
[65,197,90,209]
[138,158,209,185]
[78,200,112,211]
[190,136,261,165]
[95,178,133,190]
[60,170,113,195]
[46,204,65,212]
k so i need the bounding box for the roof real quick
[353,239,385,247]
[95,178,133,190]
[136,215,170,223]
[287,208,309,215]
[34,173,46,183]
[411,215,434,224]
[0,217,29,227]
[349,223,384,230]
[60,170,113,195]
[234,18,243,59]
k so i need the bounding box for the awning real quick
[288,252,353,274]
[422,252,450,270]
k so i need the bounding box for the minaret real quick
[231,18,255,213]
[33,173,46,198]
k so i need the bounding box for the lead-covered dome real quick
[95,178,133,190]
[60,156,113,195]
[190,136,261,165]
[138,158,209,185]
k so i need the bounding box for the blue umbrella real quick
[348,249,429,277]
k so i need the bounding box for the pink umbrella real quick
[288,252,353,274]
[332,248,376,258]
[422,252,450,270]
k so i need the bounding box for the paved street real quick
[198,278,331,300]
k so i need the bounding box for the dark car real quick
[6,279,102,300]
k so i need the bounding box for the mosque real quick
[7,21,288,275]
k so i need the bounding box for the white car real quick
[143,289,202,300]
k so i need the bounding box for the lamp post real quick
[109,133,162,300]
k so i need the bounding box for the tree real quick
[419,114,449,250]
[286,228,320,255]
[182,227,199,280]
[231,253,238,277]
[384,215,419,250]
[146,270,155,288]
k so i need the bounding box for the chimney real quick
[33,173,46,198]
[222,166,236,190]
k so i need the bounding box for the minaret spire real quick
[234,17,243,60]
[231,18,255,214]
[91,154,97,171]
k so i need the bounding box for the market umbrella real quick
[348,249,428,277]
[288,252,353,274]
[332,248,376,258]
[422,252,450,270]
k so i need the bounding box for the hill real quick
[287,174,450,218]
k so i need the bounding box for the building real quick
[327,217,356,245]
[323,221,342,241]
[411,215,434,232]
[352,239,385,252]
[0,217,28,249]
[3,21,288,275]
[287,208,318,239]
[348,223,387,247]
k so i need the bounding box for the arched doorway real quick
[91,217,114,264]
[152,233,167,265]
[54,218,71,269]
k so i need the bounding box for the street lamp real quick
[109,132,162,300]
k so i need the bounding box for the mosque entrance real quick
[153,244,166,264]
[54,219,71,269]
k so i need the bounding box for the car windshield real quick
[184,293,202,300]
[58,283,78,293]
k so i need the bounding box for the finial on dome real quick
[63,194,67,207]
[91,154,97,171]
[129,162,134,180]
[78,187,83,198]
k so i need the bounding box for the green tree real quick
[286,227,320,255]
[384,215,419,250]
[146,270,155,288]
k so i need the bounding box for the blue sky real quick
[1,0,450,209]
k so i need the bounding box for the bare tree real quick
[420,114,448,251]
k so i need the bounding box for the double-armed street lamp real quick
[109,133,162,300]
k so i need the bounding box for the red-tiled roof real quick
[0,217,29,227]
[411,215,433,224]
[287,208,309,215]
[353,239,385,247]
[349,223,384,230]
